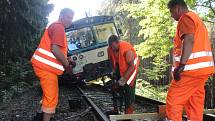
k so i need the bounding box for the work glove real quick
[64,64,73,74]
[112,80,120,90]
[173,63,185,81]
[118,77,126,86]
[67,57,76,68]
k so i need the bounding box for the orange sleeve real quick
[178,15,195,38]
[48,23,66,47]
[125,50,134,64]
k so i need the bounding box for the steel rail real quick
[77,87,110,121]
[77,84,215,121]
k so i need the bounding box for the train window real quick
[66,27,95,51]
[93,23,118,44]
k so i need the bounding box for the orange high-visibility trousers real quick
[33,67,59,114]
[166,75,209,121]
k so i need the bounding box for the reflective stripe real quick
[172,61,214,71]
[134,57,138,65]
[127,68,137,85]
[171,67,175,71]
[174,51,213,62]
[172,66,175,72]
[184,61,214,71]
[164,118,171,121]
[189,51,212,59]
[37,48,56,59]
[33,54,64,71]
[127,57,139,85]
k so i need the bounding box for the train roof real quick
[66,16,114,31]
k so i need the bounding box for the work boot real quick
[32,112,43,121]
[105,109,119,115]
[32,112,55,121]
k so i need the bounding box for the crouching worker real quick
[107,35,139,114]
[31,8,75,121]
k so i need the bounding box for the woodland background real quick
[0,0,214,108]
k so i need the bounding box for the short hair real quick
[167,0,188,9]
[108,35,119,45]
[59,8,74,17]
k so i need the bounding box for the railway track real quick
[78,85,166,121]
[0,84,215,121]
[78,84,215,121]
[78,87,158,121]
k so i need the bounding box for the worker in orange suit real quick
[107,35,139,115]
[31,8,74,121]
[166,0,215,121]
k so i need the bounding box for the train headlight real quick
[79,55,84,60]
[73,56,77,61]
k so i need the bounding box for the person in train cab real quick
[68,39,78,51]
[166,0,215,121]
[31,8,75,121]
[107,35,140,114]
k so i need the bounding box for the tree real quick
[117,0,215,81]
[0,0,53,87]
[0,0,53,64]
[98,0,215,104]
[97,0,142,44]
[119,0,174,81]
[195,0,215,20]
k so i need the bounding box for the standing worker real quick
[166,0,215,121]
[31,8,75,121]
[107,35,139,114]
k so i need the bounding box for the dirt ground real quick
[0,86,95,121]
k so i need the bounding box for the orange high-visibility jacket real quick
[173,11,215,76]
[31,22,68,75]
[108,41,139,87]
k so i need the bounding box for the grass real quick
[135,79,168,103]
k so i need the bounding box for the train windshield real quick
[93,23,118,43]
[67,27,95,51]
[66,23,118,52]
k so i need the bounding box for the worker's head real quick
[167,0,188,21]
[59,8,74,28]
[108,35,120,51]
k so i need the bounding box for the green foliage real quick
[0,0,53,107]
[0,58,38,107]
[194,0,215,20]
[0,0,53,63]
[144,57,169,81]
[136,80,167,102]
[99,0,215,105]
[119,0,174,81]
[6,59,36,85]
[0,0,53,81]
[100,0,215,82]
[98,0,142,44]
[0,81,32,108]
